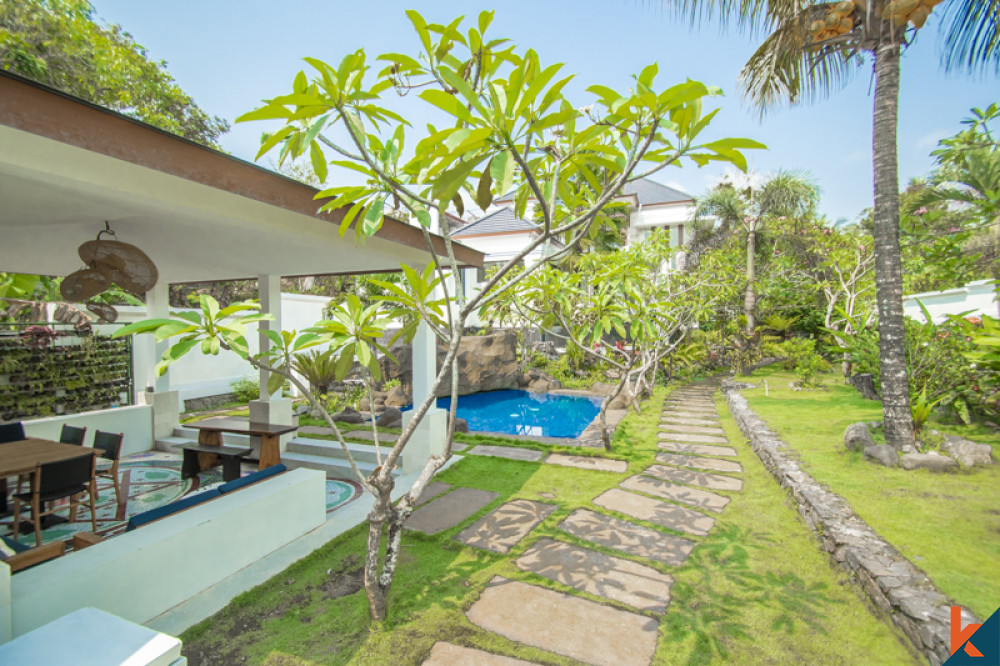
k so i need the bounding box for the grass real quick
[180,383,919,665]
[739,365,1000,620]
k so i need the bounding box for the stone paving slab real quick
[468,445,544,461]
[414,482,452,506]
[423,642,539,665]
[658,422,727,436]
[663,403,717,414]
[344,429,400,443]
[644,464,743,492]
[660,415,720,426]
[558,508,695,566]
[516,537,673,612]
[664,400,716,409]
[466,577,660,666]
[658,431,730,445]
[455,500,557,554]
[406,487,500,534]
[656,452,742,474]
[657,441,737,457]
[543,453,628,473]
[622,474,730,513]
[594,488,715,536]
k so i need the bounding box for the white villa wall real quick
[903,280,999,323]
[625,202,694,246]
[21,405,153,457]
[455,232,546,264]
[1,468,326,641]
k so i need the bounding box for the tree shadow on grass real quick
[661,524,842,665]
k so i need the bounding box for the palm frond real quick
[738,11,861,115]
[666,0,804,35]
[939,0,1000,75]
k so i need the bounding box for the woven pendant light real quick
[60,267,111,301]
[86,301,119,323]
[77,222,159,296]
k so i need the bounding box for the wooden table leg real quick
[221,455,243,482]
[259,434,281,470]
[196,430,222,471]
[181,448,201,480]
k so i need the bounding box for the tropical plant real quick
[0,0,228,146]
[229,377,260,404]
[668,0,1000,448]
[114,10,761,621]
[291,348,340,395]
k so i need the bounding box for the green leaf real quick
[112,318,185,338]
[267,369,285,397]
[476,166,494,210]
[235,104,293,124]
[335,343,356,380]
[165,337,199,362]
[310,142,328,183]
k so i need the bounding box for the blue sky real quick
[91,0,995,222]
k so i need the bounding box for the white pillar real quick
[250,274,293,458]
[401,319,447,474]
[144,281,170,394]
[257,274,281,400]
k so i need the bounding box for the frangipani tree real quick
[113,10,762,620]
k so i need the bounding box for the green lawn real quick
[740,366,1000,620]
[181,384,918,665]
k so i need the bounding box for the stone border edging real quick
[721,380,978,666]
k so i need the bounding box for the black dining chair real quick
[59,424,87,446]
[93,430,124,507]
[0,421,25,443]
[12,453,97,546]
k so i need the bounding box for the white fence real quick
[903,280,998,324]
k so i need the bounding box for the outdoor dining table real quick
[0,438,98,516]
[187,418,298,471]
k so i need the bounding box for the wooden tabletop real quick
[0,438,97,477]
[187,418,298,436]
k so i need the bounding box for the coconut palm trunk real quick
[871,26,915,449]
[744,223,757,336]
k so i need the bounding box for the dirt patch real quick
[323,554,365,599]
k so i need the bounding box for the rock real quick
[844,423,875,451]
[941,436,994,467]
[359,396,371,411]
[590,382,617,396]
[864,444,899,467]
[849,373,880,401]
[607,387,634,411]
[332,406,365,424]
[384,385,410,408]
[382,331,520,396]
[452,416,469,433]
[900,452,959,472]
[376,406,402,428]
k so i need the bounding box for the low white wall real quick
[21,405,153,456]
[2,467,326,640]
[903,279,999,323]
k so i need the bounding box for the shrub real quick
[230,377,259,403]
[291,349,338,395]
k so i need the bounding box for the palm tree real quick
[694,171,818,337]
[669,0,998,449]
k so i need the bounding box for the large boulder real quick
[384,385,411,408]
[590,382,617,396]
[900,452,959,472]
[376,406,402,429]
[607,387,634,411]
[844,423,875,451]
[382,331,520,396]
[941,436,995,467]
[452,416,469,433]
[332,406,365,424]
[849,373,880,401]
[863,444,899,468]
[523,370,561,394]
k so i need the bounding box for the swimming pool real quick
[431,389,603,438]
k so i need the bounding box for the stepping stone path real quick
[414,482,451,506]
[655,452,742,474]
[468,445,544,462]
[406,487,499,535]
[543,453,628,473]
[558,508,695,566]
[516,537,673,612]
[466,577,660,666]
[451,381,746,666]
[424,642,538,665]
[657,441,737,457]
[456,500,556,554]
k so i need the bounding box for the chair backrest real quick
[36,454,94,495]
[59,424,87,446]
[0,421,25,443]
[93,430,123,461]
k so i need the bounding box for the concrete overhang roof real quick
[0,72,483,286]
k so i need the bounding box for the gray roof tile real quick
[453,207,538,236]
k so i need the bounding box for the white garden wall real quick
[903,280,998,323]
[21,405,153,457]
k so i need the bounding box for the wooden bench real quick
[179,442,252,482]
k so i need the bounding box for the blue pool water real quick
[425,390,602,438]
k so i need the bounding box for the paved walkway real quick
[421,380,745,665]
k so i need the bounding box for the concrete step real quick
[155,435,195,453]
[282,451,398,481]
[285,437,382,464]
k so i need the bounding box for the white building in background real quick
[903,279,999,323]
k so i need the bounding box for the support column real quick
[140,281,180,442]
[250,274,293,460]
[401,319,447,474]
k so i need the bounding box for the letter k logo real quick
[952,606,984,658]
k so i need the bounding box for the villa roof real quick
[493,177,692,208]
[453,207,538,237]
[0,70,483,284]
